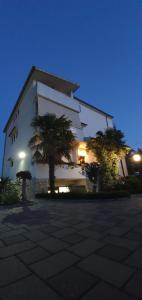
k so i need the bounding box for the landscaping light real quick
[133,154,141,162]
[18,152,26,159]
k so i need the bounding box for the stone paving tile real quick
[30,250,79,279]
[97,244,131,262]
[125,231,142,242]
[103,235,140,250]
[0,228,28,239]
[18,246,49,264]
[78,253,134,288]
[69,239,104,257]
[81,281,137,300]
[132,224,142,233]
[0,240,4,247]
[40,224,61,234]
[23,230,48,241]
[3,234,27,246]
[0,256,30,287]
[38,237,69,253]
[125,247,142,268]
[107,226,132,236]
[0,226,12,233]
[61,233,85,244]
[125,271,142,298]
[0,275,62,300]
[72,222,92,230]
[49,266,98,300]
[52,228,76,238]
[0,240,35,258]
[87,224,109,233]
[1,198,142,299]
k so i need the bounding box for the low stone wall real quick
[32,178,49,194]
[31,177,93,194]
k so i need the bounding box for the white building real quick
[2,67,128,193]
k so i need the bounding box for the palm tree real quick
[87,127,129,191]
[29,114,75,194]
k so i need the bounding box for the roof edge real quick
[74,96,113,118]
[3,66,80,133]
[3,67,35,133]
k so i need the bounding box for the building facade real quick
[2,67,128,193]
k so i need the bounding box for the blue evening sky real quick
[0,0,142,172]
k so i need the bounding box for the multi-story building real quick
[2,67,128,193]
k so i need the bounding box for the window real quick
[78,156,85,165]
[8,157,14,167]
[9,127,18,144]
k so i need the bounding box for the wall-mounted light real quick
[78,148,86,157]
[18,152,26,159]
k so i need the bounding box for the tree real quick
[0,177,10,193]
[29,114,75,194]
[16,171,32,201]
[87,127,129,191]
[85,162,100,191]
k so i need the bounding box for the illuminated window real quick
[59,186,70,193]
[78,156,85,165]
[78,145,86,165]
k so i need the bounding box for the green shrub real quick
[0,180,21,205]
[35,190,130,200]
[115,176,142,193]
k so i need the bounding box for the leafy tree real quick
[87,127,129,191]
[16,171,32,201]
[0,177,10,193]
[85,162,100,191]
[29,114,75,194]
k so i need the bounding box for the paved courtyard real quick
[0,196,142,299]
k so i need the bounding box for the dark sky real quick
[0,0,142,172]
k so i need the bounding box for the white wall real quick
[3,77,115,184]
[78,102,113,138]
[3,83,37,180]
[37,82,80,112]
[34,163,86,180]
[38,96,81,129]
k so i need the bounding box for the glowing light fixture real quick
[133,154,141,162]
[18,151,26,159]
[78,148,86,157]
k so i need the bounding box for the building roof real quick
[3,66,113,132]
[74,96,113,118]
[4,66,80,132]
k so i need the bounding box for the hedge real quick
[35,190,130,200]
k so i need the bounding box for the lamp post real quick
[132,153,141,162]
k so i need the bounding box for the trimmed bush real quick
[0,181,21,205]
[35,190,130,200]
[0,191,20,204]
[115,176,142,194]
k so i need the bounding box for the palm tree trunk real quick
[49,156,55,194]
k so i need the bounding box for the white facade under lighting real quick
[2,66,128,193]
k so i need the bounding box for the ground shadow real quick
[2,203,50,225]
